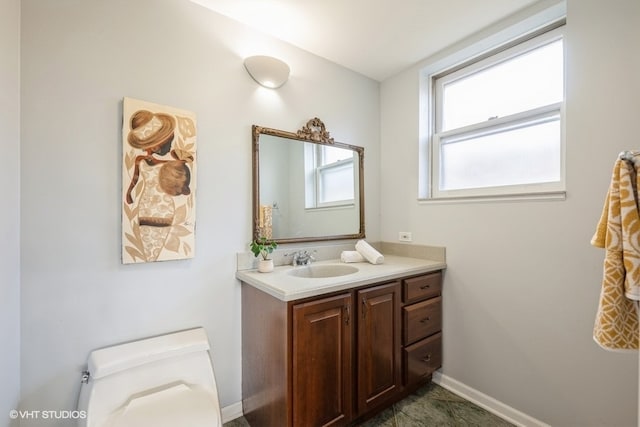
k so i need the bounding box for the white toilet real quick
[77,327,223,427]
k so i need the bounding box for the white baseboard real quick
[433,372,550,427]
[221,374,549,426]
[221,401,244,424]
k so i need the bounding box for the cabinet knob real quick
[420,284,431,290]
[419,316,431,323]
[421,354,432,363]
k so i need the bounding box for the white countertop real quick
[236,255,446,302]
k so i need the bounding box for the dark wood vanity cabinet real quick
[402,271,443,388]
[242,270,442,427]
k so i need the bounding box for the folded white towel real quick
[355,240,384,265]
[341,251,365,263]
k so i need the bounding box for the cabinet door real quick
[293,293,353,427]
[357,281,401,414]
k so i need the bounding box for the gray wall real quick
[16,0,640,426]
[1,0,21,426]
[19,0,380,425]
[380,0,639,425]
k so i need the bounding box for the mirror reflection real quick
[253,118,365,243]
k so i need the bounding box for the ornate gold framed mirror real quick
[252,118,365,243]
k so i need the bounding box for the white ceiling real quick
[190,0,540,81]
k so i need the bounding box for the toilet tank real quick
[77,327,221,427]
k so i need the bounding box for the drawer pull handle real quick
[421,354,432,363]
[420,317,431,323]
[420,284,431,290]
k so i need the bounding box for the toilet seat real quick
[101,383,221,427]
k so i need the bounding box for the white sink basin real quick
[287,264,359,278]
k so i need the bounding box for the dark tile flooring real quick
[224,382,514,426]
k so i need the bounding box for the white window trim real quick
[315,157,355,208]
[417,1,567,202]
[430,26,565,200]
[304,144,355,210]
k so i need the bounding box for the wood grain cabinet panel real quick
[403,296,442,345]
[292,293,353,427]
[403,271,442,303]
[356,282,401,414]
[404,332,443,385]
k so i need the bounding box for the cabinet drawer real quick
[403,272,442,303]
[403,296,441,345]
[403,333,442,385]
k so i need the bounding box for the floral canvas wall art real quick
[122,97,197,264]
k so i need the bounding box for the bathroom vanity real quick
[237,254,445,426]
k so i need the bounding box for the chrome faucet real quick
[289,250,316,266]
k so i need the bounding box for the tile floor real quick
[224,382,514,426]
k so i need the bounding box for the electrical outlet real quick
[398,232,412,242]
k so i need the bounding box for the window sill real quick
[418,191,566,204]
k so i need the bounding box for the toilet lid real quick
[101,384,221,427]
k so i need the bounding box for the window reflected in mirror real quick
[305,144,355,209]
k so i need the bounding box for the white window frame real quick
[428,23,566,201]
[315,157,355,208]
[305,144,355,209]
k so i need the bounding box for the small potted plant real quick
[250,237,278,273]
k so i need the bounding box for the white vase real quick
[258,259,274,273]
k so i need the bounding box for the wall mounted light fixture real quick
[243,55,290,89]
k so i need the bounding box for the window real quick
[305,144,355,208]
[429,25,565,200]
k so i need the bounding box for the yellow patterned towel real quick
[591,156,640,351]
[258,204,273,239]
